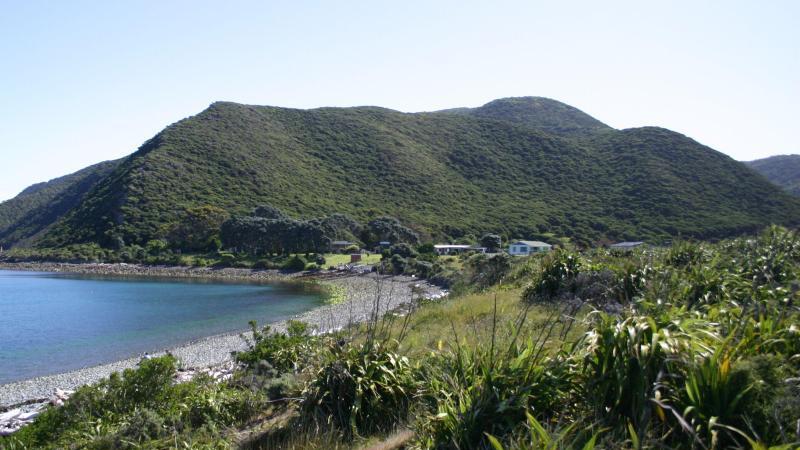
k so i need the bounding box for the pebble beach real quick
[0,264,445,410]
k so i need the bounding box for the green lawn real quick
[323,252,382,267]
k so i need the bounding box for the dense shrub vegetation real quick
[3,97,799,251]
[747,154,800,196]
[3,226,799,449]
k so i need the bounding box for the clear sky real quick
[1,1,798,202]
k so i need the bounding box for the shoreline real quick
[0,261,301,282]
[0,265,445,408]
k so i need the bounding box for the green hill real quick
[2,97,799,250]
[0,160,120,248]
[746,154,800,196]
[438,96,611,136]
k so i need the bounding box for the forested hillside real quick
[1,97,798,250]
[0,160,120,248]
[746,154,800,196]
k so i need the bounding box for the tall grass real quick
[4,227,799,449]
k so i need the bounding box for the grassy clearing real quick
[383,288,584,358]
[323,253,383,267]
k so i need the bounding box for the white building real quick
[508,240,552,256]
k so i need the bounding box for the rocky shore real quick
[0,261,299,282]
[0,266,446,428]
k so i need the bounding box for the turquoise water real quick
[0,270,322,384]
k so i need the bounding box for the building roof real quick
[512,240,552,247]
[434,244,472,249]
[609,241,645,248]
[331,240,353,246]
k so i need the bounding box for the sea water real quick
[0,269,321,384]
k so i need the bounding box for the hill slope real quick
[2,97,799,249]
[438,96,611,137]
[0,160,120,248]
[746,154,800,196]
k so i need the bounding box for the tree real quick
[362,216,419,247]
[480,234,502,252]
[417,243,436,255]
[167,205,229,252]
[390,243,418,258]
[145,239,168,255]
[311,213,363,243]
[252,204,286,220]
[221,216,330,256]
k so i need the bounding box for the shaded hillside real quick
[4,97,800,249]
[746,154,800,196]
[0,160,120,248]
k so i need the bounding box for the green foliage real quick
[5,229,800,449]
[4,98,800,251]
[4,355,268,449]
[466,253,513,289]
[166,205,229,252]
[310,213,364,245]
[221,216,330,255]
[283,255,309,271]
[251,204,287,220]
[0,160,120,249]
[480,233,502,252]
[681,345,752,443]
[389,242,419,258]
[362,216,420,247]
[301,341,416,437]
[417,243,436,255]
[236,320,315,376]
[389,254,408,274]
[580,313,683,430]
[416,338,576,449]
[747,154,800,196]
[523,249,582,302]
[447,96,611,137]
[486,413,598,450]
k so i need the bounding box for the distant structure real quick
[434,244,487,256]
[609,241,645,251]
[508,240,552,256]
[375,241,392,252]
[350,253,362,263]
[331,240,355,253]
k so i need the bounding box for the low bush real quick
[282,255,308,271]
[253,258,278,270]
[301,341,416,438]
[523,249,581,302]
[236,320,315,376]
[5,355,269,449]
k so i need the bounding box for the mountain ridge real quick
[2,97,798,250]
[746,154,800,196]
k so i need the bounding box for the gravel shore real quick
[0,267,444,408]
[0,262,298,282]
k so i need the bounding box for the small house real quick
[508,240,552,256]
[609,241,645,251]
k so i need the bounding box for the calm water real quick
[0,270,322,384]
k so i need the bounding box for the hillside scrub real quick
[3,226,799,449]
[4,98,800,251]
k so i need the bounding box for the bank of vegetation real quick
[2,226,799,449]
[3,97,800,254]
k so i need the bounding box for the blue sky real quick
[1,1,798,201]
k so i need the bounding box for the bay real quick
[0,269,322,384]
